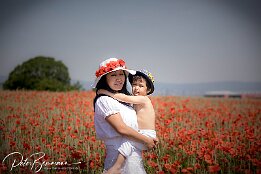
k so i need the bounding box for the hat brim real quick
[128,71,154,95]
[92,67,136,88]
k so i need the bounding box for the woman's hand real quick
[106,113,158,149]
[145,137,158,149]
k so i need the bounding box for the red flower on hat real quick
[95,59,126,77]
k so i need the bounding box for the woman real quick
[93,58,157,173]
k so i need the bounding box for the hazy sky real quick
[0,0,260,84]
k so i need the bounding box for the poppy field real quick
[0,90,260,173]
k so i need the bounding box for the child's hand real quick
[97,89,107,95]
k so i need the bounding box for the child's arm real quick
[98,89,149,104]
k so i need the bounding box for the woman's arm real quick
[98,89,149,105]
[105,112,156,149]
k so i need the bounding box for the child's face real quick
[131,78,149,96]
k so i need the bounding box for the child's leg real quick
[106,153,125,174]
[105,138,134,173]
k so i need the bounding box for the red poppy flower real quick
[95,59,126,77]
[208,165,221,173]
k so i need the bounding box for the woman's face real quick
[106,70,126,91]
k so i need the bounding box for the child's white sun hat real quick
[92,58,136,88]
[129,69,155,95]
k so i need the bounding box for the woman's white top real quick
[94,96,147,173]
[94,96,138,147]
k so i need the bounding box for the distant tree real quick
[3,56,81,91]
[70,81,84,91]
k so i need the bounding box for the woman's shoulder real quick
[95,95,120,107]
[97,95,117,103]
[96,95,133,110]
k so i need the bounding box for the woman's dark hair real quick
[93,71,131,109]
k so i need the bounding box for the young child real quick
[99,69,156,174]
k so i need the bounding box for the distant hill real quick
[153,81,261,96]
[2,76,261,96]
[75,80,261,96]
